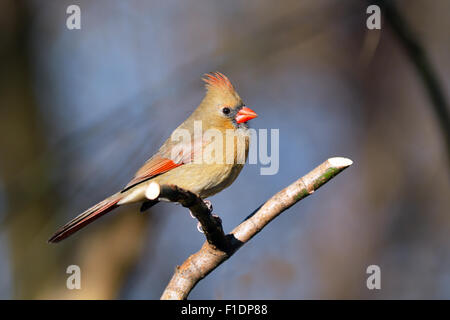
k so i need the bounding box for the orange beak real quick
[235,106,258,124]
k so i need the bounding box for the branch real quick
[146,182,228,250]
[152,157,353,300]
[374,0,450,163]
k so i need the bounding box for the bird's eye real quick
[222,107,231,115]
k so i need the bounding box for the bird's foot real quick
[212,213,222,224]
[190,200,215,233]
[189,199,213,219]
[196,214,221,234]
[203,199,213,212]
[197,222,204,233]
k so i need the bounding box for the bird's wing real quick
[122,155,183,191]
[122,136,204,192]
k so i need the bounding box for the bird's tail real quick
[48,192,123,243]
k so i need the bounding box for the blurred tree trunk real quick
[0,0,151,299]
[0,0,63,298]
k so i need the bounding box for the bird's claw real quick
[190,200,214,233]
[197,222,204,233]
[189,200,212,219]
[203,199,213,212]
[212,214,222,224]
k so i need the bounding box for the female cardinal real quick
[49,72,257,243]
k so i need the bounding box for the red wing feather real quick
[123,156,183,191]
[123,133,207,191]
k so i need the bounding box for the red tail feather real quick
[48,194,122,243]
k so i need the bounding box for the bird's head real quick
[197,72,257,130]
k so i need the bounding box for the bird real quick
[48,72,257,243]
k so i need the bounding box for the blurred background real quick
[0,0,449,299]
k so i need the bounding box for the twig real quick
[154,157,353,300]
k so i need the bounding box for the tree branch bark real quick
[146,182,228,250]
[152,157,352,300]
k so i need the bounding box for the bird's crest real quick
[202,72,235,94]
